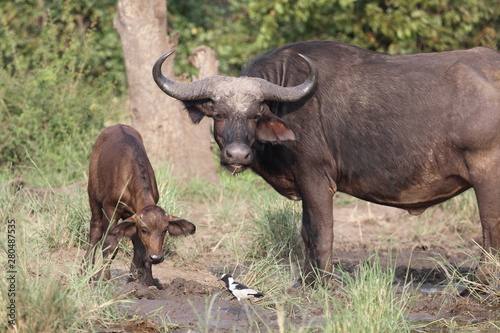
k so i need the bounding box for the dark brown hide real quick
[153,41,500,286]
[82,124,196,286]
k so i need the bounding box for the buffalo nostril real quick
[225,143,251,163]
[149,254,163,263]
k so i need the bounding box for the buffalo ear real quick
[184,101,213,124]
[109,221,137,239]
[102,221,137,257]
[186,105,206,124]
[168,218,196,237]
[256,114,296,143]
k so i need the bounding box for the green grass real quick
[154,165,186,217]
[26,186,89,250]
[0,187,131,331]
[323,254,414,333]
[200,249,416,332]
[0,263,130,332]
[246,192,303,260]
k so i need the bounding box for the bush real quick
[0,11,118,186]
[0,1,125,90]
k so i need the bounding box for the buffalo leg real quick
[81,204,106,273]
[472,181,500,284]
[85,204,120,279]
[130,234,156,286]
[100,234,121,280]
[142,261,156,286]
[464,148,500,288]
[130,233,145,272]
[299,184,334,285]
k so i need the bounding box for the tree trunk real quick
[114,0,218,183]
[189,45,220,80]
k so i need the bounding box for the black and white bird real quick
[220,274,264,301]
[220,273,264,319]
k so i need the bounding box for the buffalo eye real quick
[141,227,148,235]
[250,113,262,121]
[163,226,169,234]
[213,112,222,121]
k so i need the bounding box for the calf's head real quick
[153,52,318,173]
[109,205,195,264]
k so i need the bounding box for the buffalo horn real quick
[260,54,318,102]
[152,51,215,101]
[153,52,318,103]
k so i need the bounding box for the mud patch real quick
[118,277,279,332]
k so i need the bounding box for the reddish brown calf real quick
[82,124,195,286]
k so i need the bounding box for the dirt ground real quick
[54,195,499,332]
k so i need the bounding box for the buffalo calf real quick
[82,124,195,286]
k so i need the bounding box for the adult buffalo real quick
[153,41,500,286]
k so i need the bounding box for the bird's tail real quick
[252,292,264,298]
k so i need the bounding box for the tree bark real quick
[114,0,218,183]
[189,45,220,80]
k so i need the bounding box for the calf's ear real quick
[256,113,295,143]
[102,221,136,257]
[109,221,137,239]
[168,217,196,237]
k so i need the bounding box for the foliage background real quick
[170,0,500,74]
[0,0,499,184]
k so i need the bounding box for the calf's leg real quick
[81,206,106,273]
[130,234,157,286]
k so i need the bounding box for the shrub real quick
[0,12,115,186]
